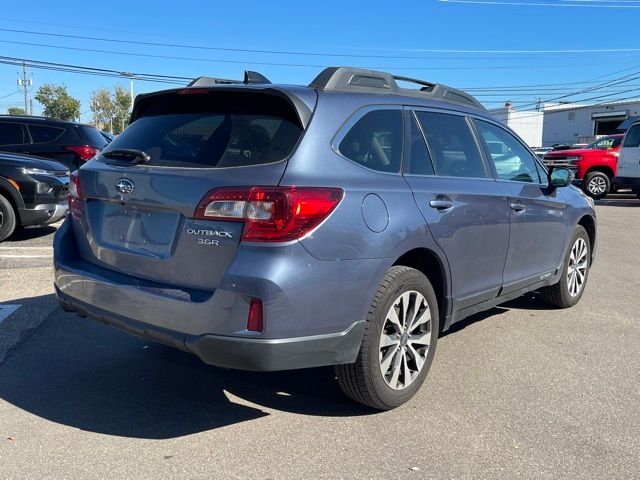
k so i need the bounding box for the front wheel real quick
[583,171,610,199]
[335,266,439,410]
[0,194,17,243]
[541,225,590,308]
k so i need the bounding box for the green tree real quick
[89,85,131,134]
[34,84,80,121]
[7,107,26,115]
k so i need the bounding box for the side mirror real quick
[549,167,574,188]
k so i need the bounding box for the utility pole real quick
[17,62,33,115]
[121,72,135,108]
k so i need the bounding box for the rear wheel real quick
[541,225,590,308]
[335,266,439,410]
[583,171,610,199]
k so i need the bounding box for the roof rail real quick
[188,70,272,87]
[309,67,485,110]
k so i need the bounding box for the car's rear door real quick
[403,108,510,311]
[71,88,313,291]
[472,117,568,293]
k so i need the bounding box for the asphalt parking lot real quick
[0,195,639,480]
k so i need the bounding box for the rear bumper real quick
[53,218,385,371]
[19,202,68,227]
[56,288,364,371]
[613,176,640,188]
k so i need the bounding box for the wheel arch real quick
[585,166,614,179]
[392,248,451,331]
[0,178,23,223]
[577,214,596,264]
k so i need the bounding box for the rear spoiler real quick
[130,86,316,129]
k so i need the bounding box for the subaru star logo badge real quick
[115,178,134,195]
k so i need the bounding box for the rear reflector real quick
[247,298,264,332]
[194,186,343,242]
[65,145,100,161]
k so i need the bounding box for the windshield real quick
[587,136,622,150]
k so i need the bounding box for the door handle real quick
[429,197,454,210]
[509,202,526,212]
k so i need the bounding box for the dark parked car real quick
[54,67,596,410]
[0,152,68,242]
[0,115,108,172]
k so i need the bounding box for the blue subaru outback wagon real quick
[53,67,596,409]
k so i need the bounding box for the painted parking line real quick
[0,255,52,259]
[0,305,21,324]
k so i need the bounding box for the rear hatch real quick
[72,87,315,290]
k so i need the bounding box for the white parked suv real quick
[615,121,640,199]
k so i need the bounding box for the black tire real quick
[0,194,17,243]
[335,266,439,410]
[541,225,590,308]
[582,171,610,199]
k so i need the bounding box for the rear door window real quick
[0,122,28,146]
[414,112,488,178]
[102,91,304,168]
[338,109,403,173]
[28,124,65,144]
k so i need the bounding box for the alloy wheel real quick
[379,290,432,390]
[587,176,607,196]
[567,237,588,297]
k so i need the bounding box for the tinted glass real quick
[28,124,65,144]
[415,112,487,178]
[588,136,622,149]
[474,119,541,183]
[339,109,402,173]
[103,113,302,168]
[80,126,109,148]
[623,125,640,148]
[0,122,27,146]
[405,113,434,175]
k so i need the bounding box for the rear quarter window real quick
[28,124,65,144]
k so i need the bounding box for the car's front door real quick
[403,109,510,311]
[472,118,568,293]
[619,123,640,180]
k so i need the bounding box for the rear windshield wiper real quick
[102,149,151,164]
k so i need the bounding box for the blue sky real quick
[1,0,640,122]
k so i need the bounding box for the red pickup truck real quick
[543,134,623,199]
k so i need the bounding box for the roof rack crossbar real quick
[309,67,485,110]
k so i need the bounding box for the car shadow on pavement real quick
[6,225,58,242]
[0,294,370,440]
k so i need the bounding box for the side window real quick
[28,124,65,144]
[405,113,434,175]
[338,109,402,173]
[623,125,640,148]
[474,119,541,183]
[0,122,27,146]
[414,112,487,178]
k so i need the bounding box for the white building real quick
[490,103,544,148]
[541,99,640,147]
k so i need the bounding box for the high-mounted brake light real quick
[65,145,100,161]
[194,186,344,242]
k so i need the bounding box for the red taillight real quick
[247,298,264,332]
[194,186,344,242]
[68,170,83,215]
[65,145,100,161]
